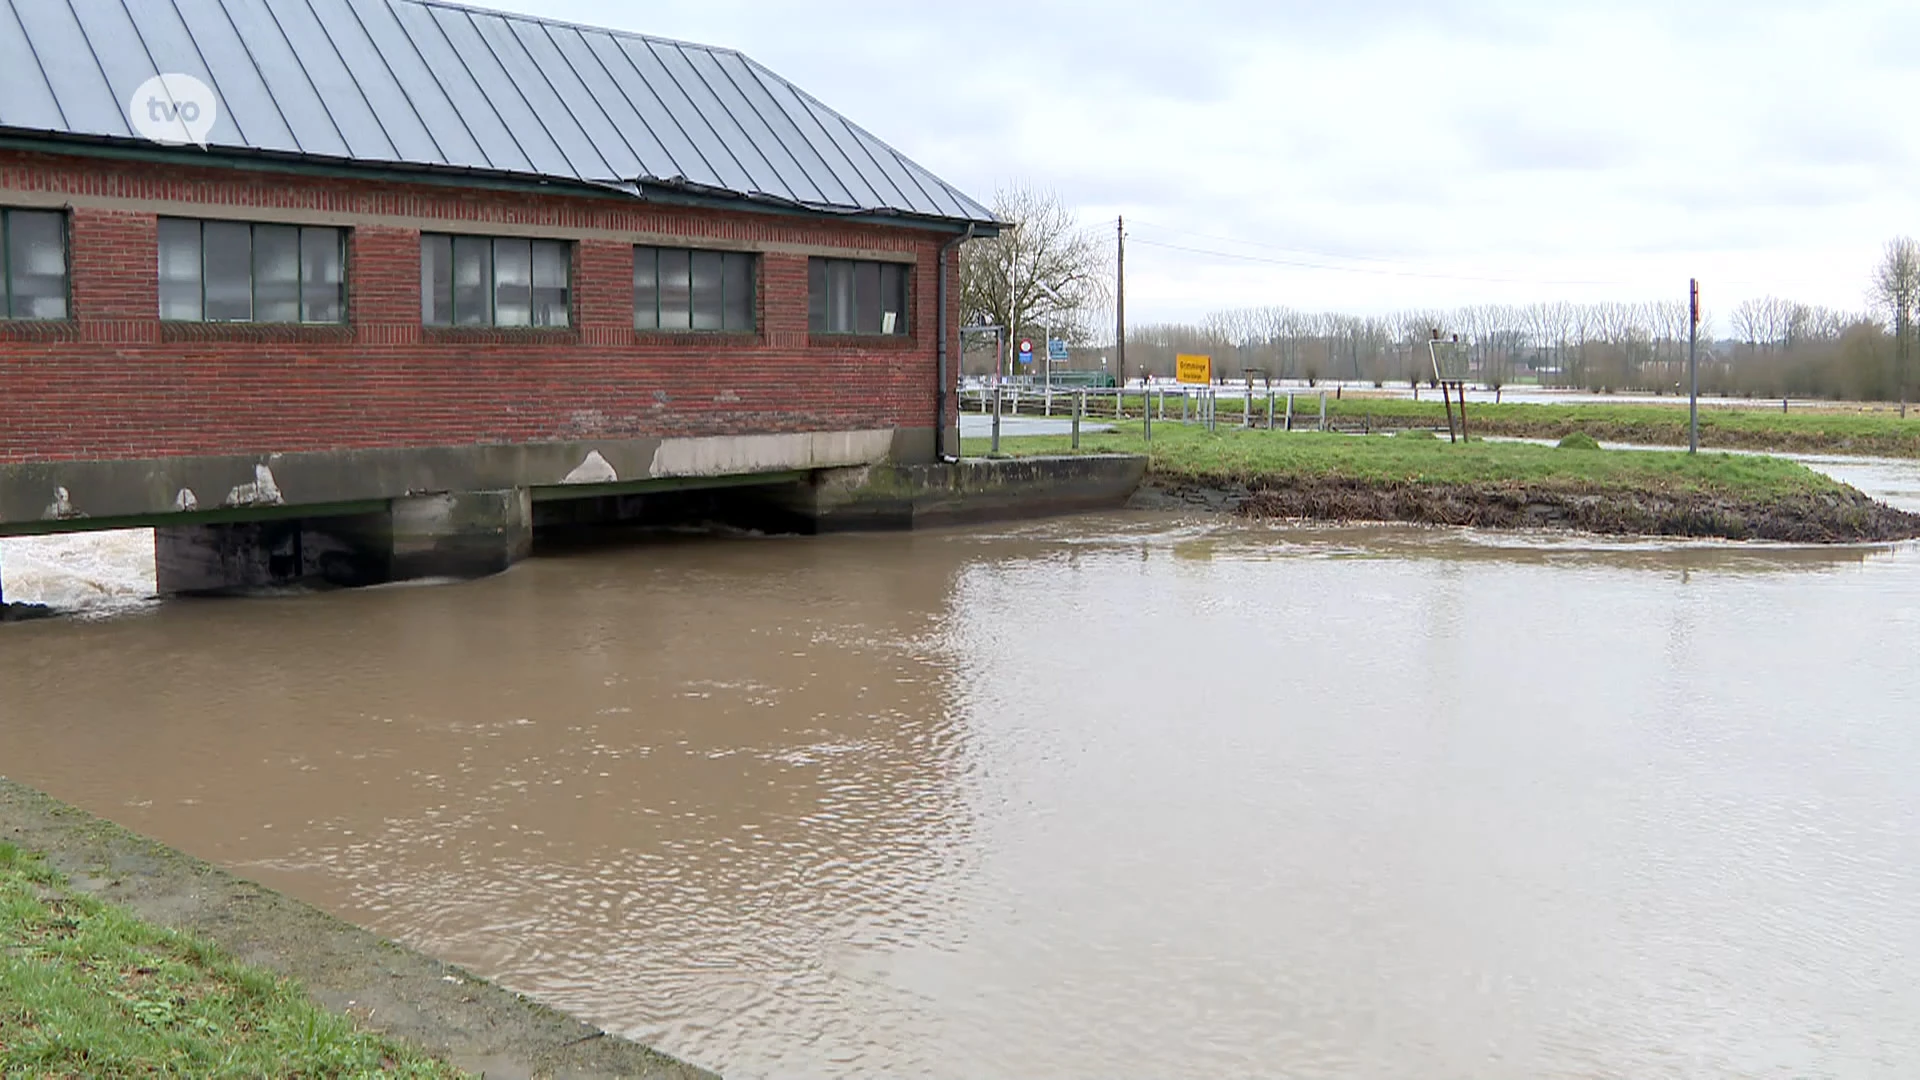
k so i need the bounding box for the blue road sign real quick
[1048,338,1070,362]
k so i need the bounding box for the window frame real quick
[0,207,72,322]
[421,232,574,329]
[156,217,349,325]
[633,244,757,333]
[806,256,910,337]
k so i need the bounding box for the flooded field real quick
[2,463,1918,1078]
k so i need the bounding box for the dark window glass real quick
[421,234,452,325]
[425,233,570,328]
[880,262,906,336]
[493,238,533,328]
[808,257,908,335]
[253,224,300,324]
[301,227,344,324]
[531,240,569,328]
[829,260,854,333]
[634,246,659,329]
[722,252,754,332]
[160,219,346,324]
[807,257,828,332]
[638,245,754,332]
[657,248,691,331]
[157,219,203,321]
[690,250,724,331]
[452,236,492,326]
[202,221,252,322]
[853,261,882,335]
[4,210,67,320]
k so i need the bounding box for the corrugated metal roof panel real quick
[0,4,69,133]
[0,0,995,227]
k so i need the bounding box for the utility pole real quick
[1688,278,1700,454]
[1118,216,1140,441]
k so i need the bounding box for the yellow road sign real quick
[1175,354,1212,385]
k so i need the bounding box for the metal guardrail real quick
[961,384,1334,438]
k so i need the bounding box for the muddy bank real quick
[1136,477,1920,543]
[0,602,54,622]
[0,777,716,1080]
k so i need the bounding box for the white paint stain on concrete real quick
[648,430,895,479]
[43,487,81,520]
[174,489,199,512]
[562,450,619,485]
[225,465,283,507]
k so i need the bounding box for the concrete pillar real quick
[389,489,532,581]
[155,489,531,595]
[155,520,306,595]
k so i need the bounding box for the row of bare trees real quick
[956,183,1919,407]
[1111,297,1909,402]
[1119,301,1713,396]
[1104,235,1920,406]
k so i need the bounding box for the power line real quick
[1124,218,1854,297]
[1128,236,1637,287]
[1128,218,1422,267]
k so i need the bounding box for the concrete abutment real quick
[154,489,532,595]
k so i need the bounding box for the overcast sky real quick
[514,0,1917,331]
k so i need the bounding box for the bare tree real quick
[1871,236,1920,417]
[958,183,1109,377]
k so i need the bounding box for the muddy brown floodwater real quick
[3,502,1920,1078]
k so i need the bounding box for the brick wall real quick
[0,149,963,464]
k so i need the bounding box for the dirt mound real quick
[1149,477,1920,543]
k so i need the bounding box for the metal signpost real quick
[1176,354,1213,431]
[1046,336,1069,418]
[1428,335,1471,443]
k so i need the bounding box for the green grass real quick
[0,842,465,1078]
[1204,397,1920,456]
[963,421,1845,499]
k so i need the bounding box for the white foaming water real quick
[0,529,157,610]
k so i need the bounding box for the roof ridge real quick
[383,0,746,61]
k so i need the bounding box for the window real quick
[808,257,908,335]
[421,234,571,328]
[157,219,345,323]
[634,245,754,331]
[0,209,69,320]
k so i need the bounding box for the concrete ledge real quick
[0,777,715,1080]
[0,427,934,537]
[779,454,1148,531]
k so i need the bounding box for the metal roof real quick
[0,0,998,229]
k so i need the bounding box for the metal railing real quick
[962,383,1335,439]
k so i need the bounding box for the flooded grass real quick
[1203,397,1920,457]
[966,422,1844,498]
[0,842,464,1078]
[967,424,1920,541]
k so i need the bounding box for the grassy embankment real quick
[966,421,1841,497]
[962,423,1920,541]
[0,841,463,1077]
[996,393,1920,457]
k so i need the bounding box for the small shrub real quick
[1557,431,1602,450]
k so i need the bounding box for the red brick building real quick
[0,0,998,591]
